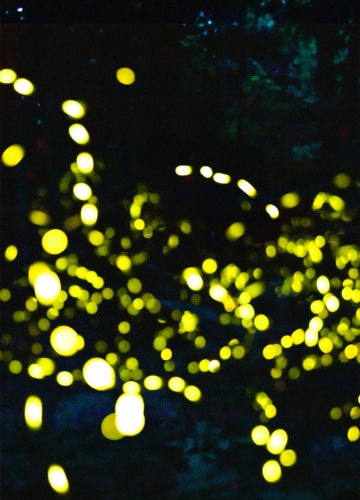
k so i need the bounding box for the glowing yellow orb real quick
[41,229,68,255]
[265,204,280,219]
[168,376,186,393]
[76,152,94,173]
[0,68,17,84]
[4,245,18,261]
[237,179,257,197]
[83,358,116,390]
[202,258,217,274]
[280,192,300,208]
[280,449,297,467]
[28,261,51,286]
[262,460,282,483]
[267,429,288,454]
[101,413,124,440]
[68,123,90,144]
[50,325,81,356]
[13,77,35,95]
[1,144,25,167]
[184,385,202,402]
[47,465,69,495]
[213,172,231,184]
[254,314,270,331]
[62,99,86,119]
[116,67,136,85]
[24,395,42,430]
[347,426,360,442]
[73,182,92,201]
[316,275,330,294]
[115,393,145,436]
[200,165,213,178]
[56,371,74,387]
[80,203,98,225]
[175,165,192,176]
[144,375,163,390]
[225,222,245,241]
[34,271,61,305]
[251,425,270,446]
[182,267,203,291]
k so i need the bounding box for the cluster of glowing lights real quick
[251,425,296,482]
[2,64,359,494]
[0,68,35,94]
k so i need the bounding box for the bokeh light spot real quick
[237,179,257,197]
[73,182,92,201]
[24,395,42,430]
[175,165,192,176]
[115,393,145,436]
[213,172,231,184]
[1,144,25,167]
[101,413,123,440]
[262,460,282,483]
[4,245,18,262]
[50,325,81,357]
[254,314,270,331]
[265,204,280,219]
[62,100,86,119]
[68,124,90,145]
[225,222,245,241]
[251,425,270,446]
[199,165,213,178]
[116,67,136,85]
[47,464,69,495]
[56,371,74,386]
[280,449,297,467]
[13,77,35,95]
[41,229,68,255]
[144,375,163,390]
[184,385,202,402]
[83,358,116,390]
[34,271,61,306]
[267,429,288,454]
[347,426,360,442]
[280,192,300,208]
[0,68,17,83]
[76,152,94,173]
[81,203,98,226]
